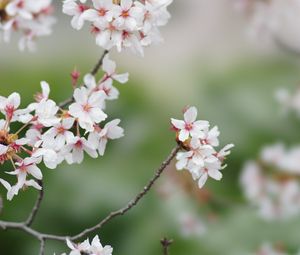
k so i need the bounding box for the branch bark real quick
[70,144,181,241]
[26,180,44,227]
[0,145,181,244]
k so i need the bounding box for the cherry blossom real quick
[0,74,123,200]
[64,136,98,164]
[171,106,209,142]
[88,119,124,156]
[63,0,89,30]
[63,235,113,255]
[171,106,234,188]
[69,87,107,132]
[240,144,300,220]
[0,0,55,51]
[62,0,173,55]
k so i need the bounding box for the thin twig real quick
[26,180,44,227]
[0,145,181,244]
[161,238,173,255]
[58,50,109,109]
[90,49,109,76]
[70,144,181,241]
[39,238,45,255]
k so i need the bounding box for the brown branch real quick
[58,49,109,109]
[0,144,181,244]
[161,238,173,255]
[90,49,109,76]
[70,144,181,241]
[26,180,44,227]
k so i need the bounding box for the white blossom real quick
[171,106,233,189]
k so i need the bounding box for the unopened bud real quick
[71,68,80,88]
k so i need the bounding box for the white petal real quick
[198,173,208,188]
[208,169,222,181]
[184,106,197,124]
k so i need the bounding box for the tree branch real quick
[39,238,45,255]
[70,145,181,241]
[90,49,109,76]
[26,180,44,227]
[0,144,181,244]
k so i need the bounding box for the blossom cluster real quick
[171,106,234,189]
[62,0,173,56]
[240,143,300,220]
[57,236,113,255]
[0,53,127,200]
[235,0,300,48]
[0,0,56,51]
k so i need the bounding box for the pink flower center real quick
[5,105,15,121]
[78,4,88,13]
[185,123,193,131]
[82,104,92,112]
[17,0,24,8]
[91,25,101,34]
[98,8,107,16]
[74,140,83,148]
[56,126,66,134]
[121,10,130,18]
[122,30,130,40]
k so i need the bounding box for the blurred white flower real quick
[0,0,55,51]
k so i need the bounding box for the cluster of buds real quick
[62,0,173,56]
[0,54,127,200]
[57,235,113,255]
[240,143,300,220]
[171,106,234,189]
[0,0,56,51]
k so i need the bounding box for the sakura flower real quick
[7,157,43,183]
[66,238,91,255]
[113,0,143,31]
[34,81,50,102]
[69,87,107,132]
[88,119,124,156]
[171,106,233,189]
[63,0,173,55]
[102,54,129,84]
[0,92,21,121]
[1,0,55,51]
[64,136,98,164]
[43,118,75,150]
[89,235,113,255]
[62,0,89,30]
[171,106,209,142]
[194,158,223,189]
[32,147,61,169]
[63,236,113,255]
[6,0,33,20]
[82,0,114,26]
[241,144,300,220]
[34,99,60,127]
